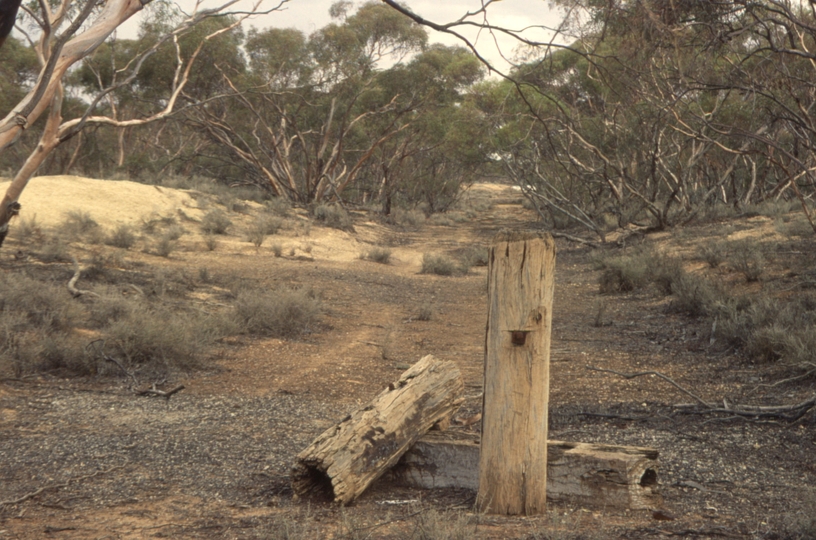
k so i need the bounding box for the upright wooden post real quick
[478,230,556,515]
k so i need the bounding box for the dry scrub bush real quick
[201,209,232,235]
[730,242,765,282]
[314,203,353,231]
[154,235,177,257]
[698,242,727,268]
[233,288,321,338]
[416,303,433,321]
[203,234,219,251]
[597,249,685,296]
[247,216,283,248]
[410,508,476,540]
[36,237,72,262]
[15,215,44,244]
[104,303,235,371]
[420,253,466,276]
[106,224,137,249]
[715,294,816,367]
[391,208,426,229]
[62,210,99,239]
[363,247,392,264]
[0,273,81,332]
[459,246,489,267]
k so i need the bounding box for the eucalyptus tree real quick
[187,1,431,203]
[359,43,486,214]
[0,0,287,246]
[381,0,816,236]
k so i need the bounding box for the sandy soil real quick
[0,176,814,539]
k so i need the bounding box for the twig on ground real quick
[550,231,600,248]
[585,365,713,407]
[86,339,138,388]
[0,459,127,507]
[586,365,816,421]
[137,384,185,400]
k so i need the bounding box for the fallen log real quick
[390,431,662,510]
[292,355,464,505]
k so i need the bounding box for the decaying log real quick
[292,355,464,505]
[391,431,662,510]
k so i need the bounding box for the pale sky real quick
[125,0,566,73]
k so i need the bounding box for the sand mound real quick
[0,175,203,229]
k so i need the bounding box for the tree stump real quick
[479,230,556,515]
[391,431,662,510]
[292,355,464,505]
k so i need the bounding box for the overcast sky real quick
[122,0,565,73]
[261,0,563,71]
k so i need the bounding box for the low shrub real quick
[459,246,489,267]
[0,273,80,331]
[698,242,727,268]
[155,235,177,257]
[201,209,232,235]
[392,208,426,229]
[421,253,463,276]
[668,274,726,317]
[15,215,44,244]
[416,303,433,321]
[313,203,353,231]
[104,305,229,371]
[203,234,219,251]
[106,224,137,249]
[233,287,321,337]
[731,243,765,282]
[597,249,683,295]
[364,247,392,264]
[36,238,72,262]
[62,210,99,238]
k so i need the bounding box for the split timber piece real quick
[292,355,464,505]
[391,431,662,510]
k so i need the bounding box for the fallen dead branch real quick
[67,256,99,298]
[0,459,127,508]
[137,384,185,400]
[86,340,138,388]
[586,365,816,421]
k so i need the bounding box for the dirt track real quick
[1,182,815,539]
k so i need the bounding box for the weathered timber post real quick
[478,230,556,515]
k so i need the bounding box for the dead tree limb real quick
[586,366,816,421]
[586,365,714,407]
[0,459,127,507]
[68,256,99,298]
[137,384,185,400]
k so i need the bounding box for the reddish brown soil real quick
[1,183,814,539]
